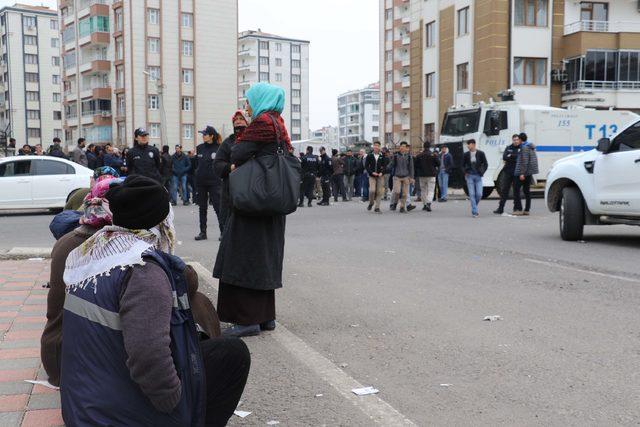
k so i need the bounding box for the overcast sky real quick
[2,0,379,130]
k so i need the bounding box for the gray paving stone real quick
[7,323,44,331]
[0,381,32,395]
[27,393,61,410]
[0,358,40,370]
[0,412,22,427]
[0,306,21,312]
[0,340,40,349]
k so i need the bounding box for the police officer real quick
[126,128,161,182]
[194,125,222,241]
[318,146,332,206]
[298,146,319,208]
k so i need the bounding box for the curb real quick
[0,247,52,260]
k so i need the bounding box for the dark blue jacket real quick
[103,153,124,169]
[172,153,191,177]
[49,210,82,240]
[440,152,454,173]
[61,250,205,427]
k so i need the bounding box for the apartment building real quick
[310,125,338,146]
[60,0,237,150]
[337,82,380,147]
[0,4,62,149]
[380,0,640,146]
[238,30,310,140]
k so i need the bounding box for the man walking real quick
[513,133,539,216]
[171,145,191,206]
[365,141,388,213]
[194,126,223,240]
[318,147,332,206]
[463,139,488,218]
[415,142,440,212]
[438,146,453,202]
[343,149,358,201]
[299,146,319,207]
[356,148,369,201]
[390,142,415,213]
[331,149,347,202]
[160,145,173,195]
[72,138,87,167]
[126,128,162,182]
[494,134,522,215]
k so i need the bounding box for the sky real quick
[2,0,380,130]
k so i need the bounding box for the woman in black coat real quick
[214,82,291,337]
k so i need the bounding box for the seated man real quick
[60,175,250,427]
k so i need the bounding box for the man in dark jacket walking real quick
[298,146,319,207]
[343,149,359,201]
[126,128,162,182]
[513,133,539,216]
[318,147,332,206]
[437,146,454,202]
[494,134,522,215]
[415,142,440,211]
[171,145,191,206]
[86,143,98,170]
[160,145,173,195]
[331,149,347,202]
[194,126,223,240]
[365,141,388,213]
[463,139,488,218]
[390,142,415,213]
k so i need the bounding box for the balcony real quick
[564,20,640,35]
[564,80,640,92]
[80,59,110,74]
[238,49,254,57]
[401,120,410,131]
[238,64,257,73]
[238,80,251,87]
[402,36,411,46]
[402,76,410,88]
[401,57,410,67]
[401,99,410,109]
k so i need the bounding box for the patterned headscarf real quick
[79,177,122,229]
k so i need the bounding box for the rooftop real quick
[239,29,310,44]
[1,3,57,14]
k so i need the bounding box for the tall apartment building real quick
[60,0,237,150]
[337,82,380,147]
[310,125,338,146]
[238,30,310,140]
[380,0,640,146]
[0,4,62,149]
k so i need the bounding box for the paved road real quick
[2,197,640,425]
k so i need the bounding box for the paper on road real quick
[234,410,252,418]
[352,386,379,396]
[25,380,59,390]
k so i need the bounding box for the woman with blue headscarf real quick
[213,83,292,337]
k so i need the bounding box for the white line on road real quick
[525,258,640,284]
[188,262,416,426]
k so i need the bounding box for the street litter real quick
[27,257,44,261]
[349,324,359,328]
[234,410,252,418]
[266,421,280,425]
[384,250,396,254]
[339,363,348,368]
[352,386,379,396]
[439,384,452,387]
[483,315,502,322]
[315,394,324,397]
[24,380,59,390]
[177,241,183,246]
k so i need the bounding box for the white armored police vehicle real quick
[438,94,639,199]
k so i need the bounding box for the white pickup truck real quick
[545,119,640,241]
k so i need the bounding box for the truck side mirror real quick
[483,112,501,136]
[596,138,611,154]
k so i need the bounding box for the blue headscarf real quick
[246,82,285,119]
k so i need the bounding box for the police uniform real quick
[126,128,161,182]
[195,126,222,238]
[318,152,333,205]
[299,152,319,206]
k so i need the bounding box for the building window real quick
[581,2,608,21]
[26,91,39,101]
[182,41,193,56]
[115,39,123,60]
[115,65,124,89]
[425,21,435,48]
[54,129,62,139]
[292,89,301,98]
[78,16,109,37]
[53,111,62,120]
[182,97,193,111]
[292,45,301,53]
[114,8,123,32]
[292,119,301,128]
[148,95,159,110]
[292,104,301,112]
[149,123,161,138]
[425,72,435,97]
[292,134,301,140]
[259,72,269,82]
[51,38,59,48]
[292,74,301,83]
[27,110,40,120]
[183,124,194,139]
[292,59,301,68]
[52,75,60,85]
[27,128,41,138]
[515,0,548,27]
[182,13,193,28]
[50,19,58,30]
[25,72,39,83]
[275,58,282,67]
[583,51,619,82]
[385,50,393,62]
[24,35,37,46]
[53,93,61,102]
[259,57,269,65]
[23,16,36,29]
[259,41,269,50]
[514,57,547,85]
[275,43,282,52]
[424,123,435,143]
[148,8,160,25]
[457,7,469,36]
[24,54,38,65]
[148,37,160,54]
[182,69,193,84]
[456,63,469,90]
[116,94,125,116]
[52,56,60,67]
[275,73,282,82]
[148,66,161,81]
[619,51,640,82]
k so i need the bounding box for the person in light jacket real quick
[513,133,539,216]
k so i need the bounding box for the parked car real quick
[0,156,92,210]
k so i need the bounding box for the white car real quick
[545,119,640,241]
[0,156,92,210]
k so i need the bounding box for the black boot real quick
[307,201,313,207]
[426,203,432,212]
[195,232,207,241]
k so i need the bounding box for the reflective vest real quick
[60,250,205,427]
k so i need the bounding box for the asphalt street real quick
[1,196,640,426]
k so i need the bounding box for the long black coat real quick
[213,140,286,291]
[213,134,236,230]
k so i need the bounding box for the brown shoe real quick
[523,211,530,216]
[512,210,524,216]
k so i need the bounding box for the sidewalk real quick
[0,259,63,427]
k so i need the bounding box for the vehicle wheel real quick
[482,186,495,199]
[495,170,513,199]
[559,187,584,241]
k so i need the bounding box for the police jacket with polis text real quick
[301,153,319,177]
[195,142,220,186]
[126,144,161,182]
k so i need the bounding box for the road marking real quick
[188,261,416,426]
[525,258,640,284]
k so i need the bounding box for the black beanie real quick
[105,175,170,229]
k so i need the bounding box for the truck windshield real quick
[441,109,481,136]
